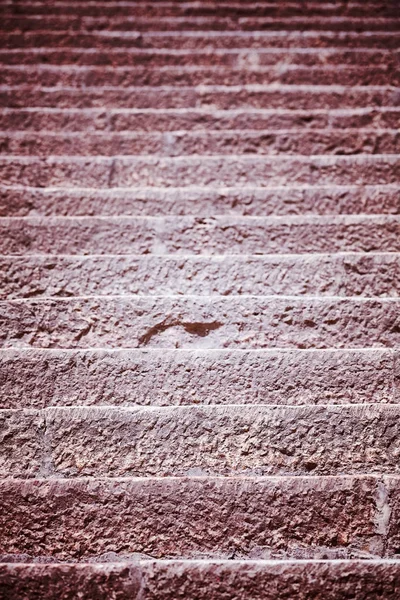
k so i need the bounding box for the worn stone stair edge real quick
[4,402,400,478]
[0,475,397,560]
[2,252,399,300]
[1,559,400,600]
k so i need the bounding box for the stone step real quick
[0,347,396,409]
[1,216,399,255]
[2,129,399,156]
[1,48,398,67]
[1,1,398,18]
[1,15,400,32]
[2,65,398,86]
[2,253,399,299]
[1,155,398,187]
[1,296,399,349]
[1,108,399,132]
[1,560,400,600]
[2,31,400,50]
[2,85,397,110]
[2,184,398,217]
[0,475,395,559]
[3,404,400,478]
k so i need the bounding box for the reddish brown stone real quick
[1,185,398,217]
[1,296,399,349]
[1,560,400,600]
[1,254,399,299]
[0,476,381,560]
[0,348,394,409]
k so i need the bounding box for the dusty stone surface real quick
[1,296,399,349]
[38,404,400,478]
[2,129,400,156]
[1,3,398,18]
[0,409,44,478]
[1,560,400,600]
[1,216,399,255]
[0,348,394,409]
[0,476,382,560]
[1,66,400,88]
[1,15,400,34]
[0,155,399,188]
[1,48,398,68]
[3,31,400,51]
[1,108,399,133]
[2,86,398,111]
[2,254,399,299]
[1,185,398,217]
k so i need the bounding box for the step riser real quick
[0,349,396,408]
[1,109,399,132]
[2,67,399,86]
[2,255,399,299]
[2,130,399,156]
[3,32,400,50]
[1,217,399,255]
[3,405,400,478]
[2,88,397,110]
[2,49,398,67]
[1,156,399,187]
[1,297,399,349]
[1,561,400,600]
[2,186,398,217]
[1,3,398,18]
[2,16,400,32]
[0,477,388,559]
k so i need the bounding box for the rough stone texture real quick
[0,348,395,409]
[1,16,400,33]
[0,409,44,478]
[1,108,399,132]
[1,48,398,68]
[2,31,400,51]
[2,129,400,156]
[2,66,400,87]
[36,404,400,478]
[2,254,400,299]
[1,216,399,255]
[1,155,399,188]
[1,3,398,18]
[2,185,398,217]
[0,476,383,560]
[1,0,400,592]
[1,87,398,111]
[1,296,399,349]
[2,560,400,600]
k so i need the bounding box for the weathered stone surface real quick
[38,404,400,477]
[2,254,399,299]
[2,185,398,217]
[1,155,398,187]
[1,15,399,33]
[1,65,399,87]
[1,560,400,600]
[3,31,400,51]
[1,108,399,133]
[1,216,399,255]
[1,2,398,18]
[0,348,394,409]
[1,296,399,349]
[0,410,44,478]
[1,87,398,110]
[0,476,382,559]
[2,129,399,156]
[1,48,398,68]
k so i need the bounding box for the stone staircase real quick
[0,0,400,597]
